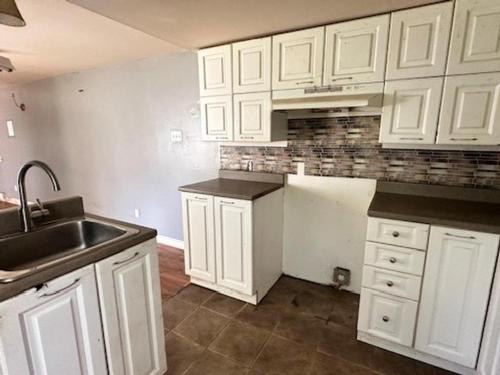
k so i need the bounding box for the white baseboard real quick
[156,235,184,250]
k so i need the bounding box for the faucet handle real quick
[35,198,44,210]
[31,198,50,219]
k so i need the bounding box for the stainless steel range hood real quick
[272,82,384,110]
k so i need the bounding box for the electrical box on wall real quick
[333,267,351,287]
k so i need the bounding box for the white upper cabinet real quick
[272,27,325,90]
[214,197,253,296]
[233,37,271,93]
[437,72,500,145]
[386,2,453,80]
[233,92,287,142]
[200,95,233,141]
[416,227,500,367]
[447,0,500,75]
[380,77,443,144]
[234,92,271,142]
[198,45,232,96]
[182,193,216,283]
[323,15,389,85]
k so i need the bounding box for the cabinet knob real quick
[392,231,400,238]
[382,316,390,323]
[386,281,394,287]
[389,257,397,264]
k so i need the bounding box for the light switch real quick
[6,120,15,137]
[170,129,183,143]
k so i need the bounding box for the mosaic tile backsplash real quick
[220,116,500,189]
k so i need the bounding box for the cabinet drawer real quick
[367,217,429,250]
[358,288,418,347]
[364,241,425,275]
[362,266,422,301]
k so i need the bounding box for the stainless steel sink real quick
[0,218,138,283]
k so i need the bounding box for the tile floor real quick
[159,248,456,375]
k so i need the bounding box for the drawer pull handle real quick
[296,80,314,85]
[194,196,208,201]
[389,257,397,264]
[221,200,235,205]
[113,252,140,266]
[40,278,80,298]
[445,232,476,240]
[392,231,400,238]
[331,76,353,82]
[382,316,390,323]
[386,281,394,287]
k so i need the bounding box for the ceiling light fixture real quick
[0,0,26,27]
[0,55,15,72]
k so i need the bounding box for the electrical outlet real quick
[6,120,15,137]
[296,162,305,175]
[170,129,183,143]
[134,208,141,218]
[333,267,351,287]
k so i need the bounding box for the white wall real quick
[283,174,376,293]
[0,52,219,240]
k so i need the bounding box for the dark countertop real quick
[179,170,285,200]
[0,198,156,302]
[368,182,500,234]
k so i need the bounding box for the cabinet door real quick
[437,72,500,145]
[386,2,453,80]
[323,15,389,85]
[200,95,233,141]
[358,288,418,347]
[272,27,324,90]
[233,37,271,93]
[234,92,271,142]
[0,265,107,375]
[379,77,443,144]
[214,197,253,295]
[415,227,500,367]
[198,45,232,96]
[447,0,500,75]
[182,193,216,283]
[95,240,167,375]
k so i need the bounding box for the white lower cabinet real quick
[0,239,166,375]
[0,265,107,375]
[95,240,167,375]
[415,227,500,368]
[359,218,500,373]
[358,288,418,346]
[214,197,253,295]
[181,189,284,304]
[181,193,216,283]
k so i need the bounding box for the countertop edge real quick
[0,214,157,303]
[178,184,283,200]
[367,209,500,235]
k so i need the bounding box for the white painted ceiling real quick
[0,0,180,86]
[67,0,444,48]
[1,0,445,85]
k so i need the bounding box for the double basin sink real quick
[0,219,138,283]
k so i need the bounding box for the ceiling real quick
[1,0,445,86]
[67,0,444,48]
[0,0,180,86]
